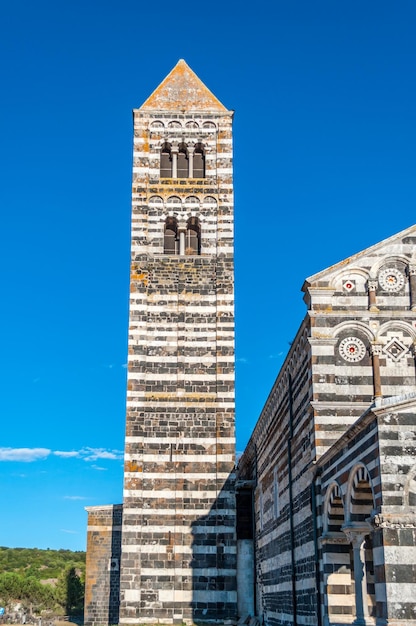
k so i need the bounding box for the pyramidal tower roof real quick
[139,59,228,112]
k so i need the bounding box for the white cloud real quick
[0,446,123,463]
[0,448,51,462]
[60,529,78,534]
[63,495,88,500]
[236,357,249,363]
[81,447,123,461]
[91,465,107,471]
[53,450,80,458]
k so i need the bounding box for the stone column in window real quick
[370,343,383,399]
[342,527,370,626]
[367,280,379,312]
[408,265,416,310]
[171,147,178,178]
[188,150,194,178]
[178,229,186,256]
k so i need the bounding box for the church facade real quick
[237,231,416,626]
[84,61,416,626]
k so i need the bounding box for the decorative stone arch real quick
[374,321,416,392]
[185,120,199,129]
[376,320,416,342]
[162,209,201,256]
[192,142,206,178]
[333,321,375,344]
[345,464,375,524]
[342,464,376,623]
[202,196,217,210]
[324,482,345,534]
[333,323,374,368]
[202,121,217,129]
[185,216,201,255]
[167,120,182,128]
[150,120,165,128]
[183,196,201,212]
[369,254,410,280]
[163,216,178,254]
[160,142,172,178]
[166,196,182,213]
[148,195,164,209]
[177,142,189,178]
[366,255,411,310]
[322,483,353,625]
[332,267,370,294]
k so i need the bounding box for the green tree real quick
[55,565,84,616]
[0,572,22,604]
[0,571,57,612]
[0,547,86,580]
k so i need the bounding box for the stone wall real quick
[318,393,416,625]
[237,318,318,626]
[374,395,416,624]
[84,505,122,626]
[119,62,237,625]
[237,225,416,626]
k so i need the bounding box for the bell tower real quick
[119,60,236,624]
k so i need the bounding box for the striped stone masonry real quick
[318,392,416,626]
[120,61,236,625]
[237,225,416,626]
[84,59,416,626]
[84,59,237,626]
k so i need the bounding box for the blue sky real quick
[1,0,415,551]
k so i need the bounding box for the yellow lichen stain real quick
[339,257,351,266]
[126,460,142,472]
[139,60,227,112]
[130,271,148,286]
[140,129,149,152]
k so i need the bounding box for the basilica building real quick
[84,60,416,626]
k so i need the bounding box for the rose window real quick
[339,337,366,362]
[378,267,405,292]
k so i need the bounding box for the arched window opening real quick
[185,217,201,255]
[345,467,376,622]
[177,144,189,178]
[350,474,374,523]
[164,217,178,254]
[160,143,172,178]
[193,143,205,178]
[322,486,352,624]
